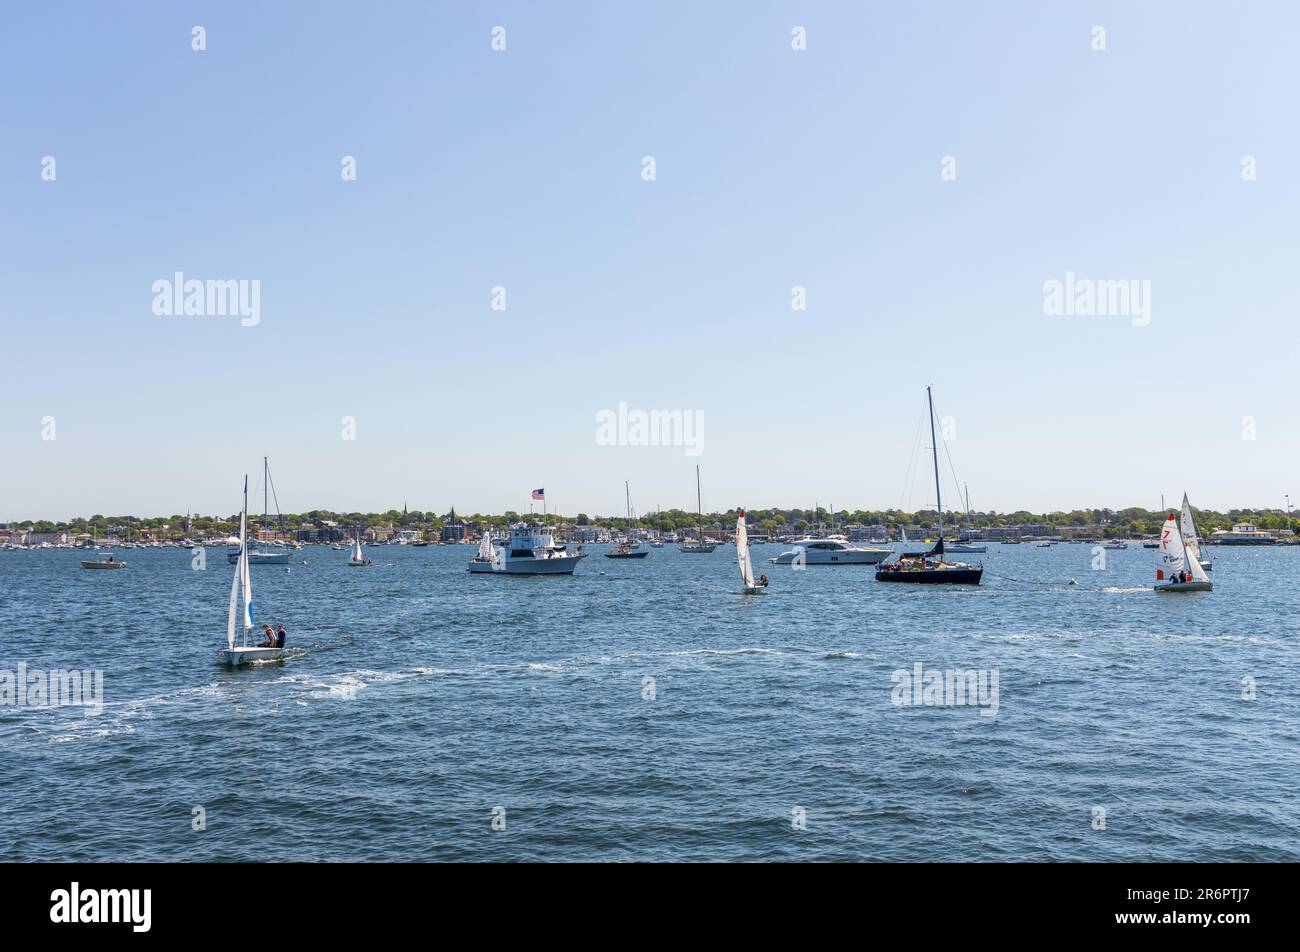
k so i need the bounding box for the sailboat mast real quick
[696,466,703,541]
[263,456,270,542]
[927,386,943,539]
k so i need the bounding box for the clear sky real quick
[3,1,1297,522]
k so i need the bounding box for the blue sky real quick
[2,1,1297,521]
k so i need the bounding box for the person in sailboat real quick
[758,574,769,588]
[258,623,276,648]
[275,623,287,648]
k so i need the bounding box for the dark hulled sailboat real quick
[875,386,983,585]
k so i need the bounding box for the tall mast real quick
[696,466,703,539]
[625,480,631,523]
[927,386,943,539]
[263,456,269,540]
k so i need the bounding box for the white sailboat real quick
[348,528,373,567]
[470,527,499,568]
[223,476,288,665]
[1155,511,1212,592]
[228,457,291,565]
[1180,492,1212,571]
[736,510,767,593]
[680,465,717,553]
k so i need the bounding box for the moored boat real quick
[680,466,717,553]
[874,386,983,586]
[468,523,583,574]
[80,551,126,569]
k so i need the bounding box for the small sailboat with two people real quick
[348,527,373,567]
[736,510,768,594]
[223,476,290,665]
[1154,510,1212,592]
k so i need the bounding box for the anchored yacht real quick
[468,523,584,575]
[770,536,891,565]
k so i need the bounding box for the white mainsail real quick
[1158,512,1187,579]
[1159,512,1210,582]
[227,476,251,648]
[479,529,495,561]
[1180,493,1203,562]
[737,511,756,589]
[352,532,364,562]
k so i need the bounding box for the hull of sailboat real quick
[679,543,717,553]
[80,560,126,569]
[222,646,287,666]
[1154,581,1212,592]
[875,566,983,585]
[944,544,987,553]
[348,559,373,567]
[605,550,649,559]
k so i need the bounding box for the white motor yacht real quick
[770,536,891,565]
[468,523,584,575]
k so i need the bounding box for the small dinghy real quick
[223,476,289,665]
[737,510,768,594]
[81,551,126,569]
[1154,511,1212,593]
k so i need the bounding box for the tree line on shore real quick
[12,505,1299,540]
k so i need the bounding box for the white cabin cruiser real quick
[468,523,584,575]
[770,536,891,565]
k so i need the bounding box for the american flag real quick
[531,488,545,500]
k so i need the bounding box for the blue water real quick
[1,542,1295,861]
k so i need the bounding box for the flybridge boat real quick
[874,386,983,586]
[1154,511,1212,592]
[770,537,891,565]
[468,523,584,575]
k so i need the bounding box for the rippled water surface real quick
[1,542,1296,861]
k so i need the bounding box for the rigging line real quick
[933,401,965,518]
[267,467,284,526]
[898,412,924,513]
